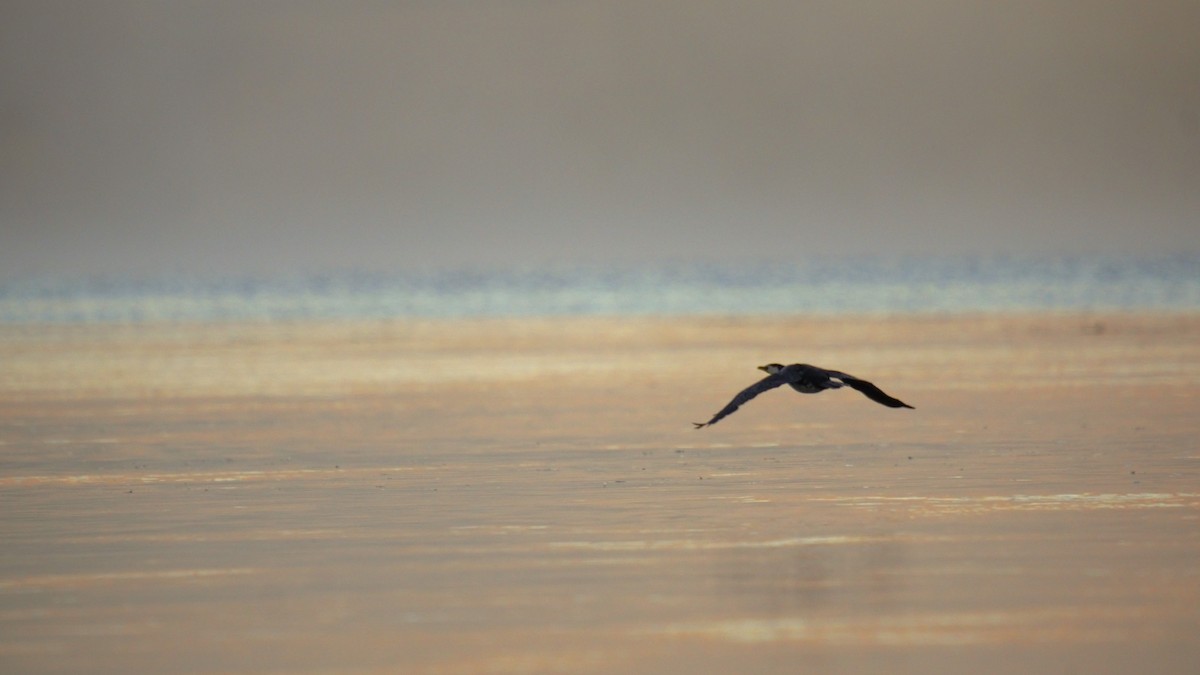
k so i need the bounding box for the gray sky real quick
[3,1,1198,280]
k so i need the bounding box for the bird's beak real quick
[756,365,768,372]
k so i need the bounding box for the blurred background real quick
[3,0,1198,282]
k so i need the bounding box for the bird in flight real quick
[694,363,914,428]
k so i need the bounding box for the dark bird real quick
[694,363,914,429]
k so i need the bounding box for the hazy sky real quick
[3,1,1198,279]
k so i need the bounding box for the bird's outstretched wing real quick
[694,373,789,428]
[835,375,914,409]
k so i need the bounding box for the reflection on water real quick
[548,534,895,551]
[814,492,1200,514]
[0,567,261,591]
[709,533,908,619]
[650,605,1161,646]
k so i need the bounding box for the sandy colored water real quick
[1,313,1198,674]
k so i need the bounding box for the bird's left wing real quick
[828,371,914,409]
[694,373,789,428]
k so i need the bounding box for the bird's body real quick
[693,363,913,428]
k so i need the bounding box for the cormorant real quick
[694,363,913,428]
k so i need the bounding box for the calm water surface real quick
[1,312,1198,673]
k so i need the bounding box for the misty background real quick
[3,1,1198,282]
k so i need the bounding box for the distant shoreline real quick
[2,255,1198,324]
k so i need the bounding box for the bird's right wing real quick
[694,374,788,428]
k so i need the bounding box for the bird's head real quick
[758,363,785,374]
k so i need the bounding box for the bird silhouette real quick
[694,363,913,428]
